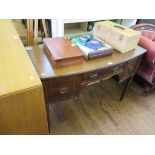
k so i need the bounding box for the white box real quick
[93,21,141,53]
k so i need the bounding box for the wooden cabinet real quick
[0,20,48,134]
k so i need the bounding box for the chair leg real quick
[143,81,155,95]
[120,75,134,101]
[143,83,149,96]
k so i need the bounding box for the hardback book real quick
[77,43,114,60]
[71,35,114,60]
[44,37,84,67]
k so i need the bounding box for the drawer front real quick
[81,63,125,83]
[121,57,140,81]
[81,69,111,82]
[48,76,77,102]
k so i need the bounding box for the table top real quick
[0,20,41,97]
[27,44,146,80]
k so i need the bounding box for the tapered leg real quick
[120,75,134,101]
[143,82,155,95]
[45,104,50,133]
[143,82,150,96]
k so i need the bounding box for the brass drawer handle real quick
[113,66,120,71]
[90,73,99,79]
[86,80,100,86]
[113,66,122,74]
[59,87,69,94]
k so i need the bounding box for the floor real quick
[49,78,155,135]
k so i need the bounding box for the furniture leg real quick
[45,103,50,133]
[143,81,155,95]
[34,19,38,45]
[42,19,49,38]
[27,19,34,46]
[120,75,134,101]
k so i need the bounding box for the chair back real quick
[27,19,50,46]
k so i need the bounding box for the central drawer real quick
[81,63,125,83]
[48,76,77,102]
[81,69,111,82]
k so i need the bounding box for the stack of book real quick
[71,35,114,60]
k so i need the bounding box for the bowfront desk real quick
[27,44,146,125]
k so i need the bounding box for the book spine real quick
[88,50,113,60]
[54,58,84,68]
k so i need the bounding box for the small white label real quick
[30,76,34,80]
[107,62,113,65]
[13,36,18,39]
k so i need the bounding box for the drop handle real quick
[113,67,122,74]
[90,73,99,79]
[113,66,119,71]
[59,87,69,94]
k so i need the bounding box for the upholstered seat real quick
[132,24,155,94]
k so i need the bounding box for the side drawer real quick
[121,57,140,81]
[48,76,77,102]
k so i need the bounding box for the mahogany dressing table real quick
[27,44,146,126]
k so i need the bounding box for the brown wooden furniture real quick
[0,20,49,134]
[27,43,146,126]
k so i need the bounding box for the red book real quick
[44,37,84,68]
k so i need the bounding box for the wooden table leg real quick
[45,104,50,133]
[120,74,135,101]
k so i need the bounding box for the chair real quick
[27,19,50,46]
[131,23,155,95]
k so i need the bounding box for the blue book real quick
[85,38,104,50]
[79,35,92,44]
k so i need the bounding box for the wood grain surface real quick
[0,86,48,134]
[0,20,48,134]
[0,20,41,96]
[27,44,146,80]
